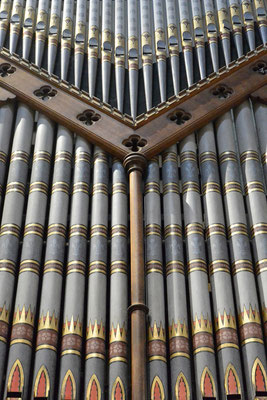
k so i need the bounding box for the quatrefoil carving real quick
[123,135,147,152]
[77,109,101,125]
[0,63,16,78]
[212,84,233,99]
[34,85,57,101]
[169,109,192,125]
[252,61,267,75]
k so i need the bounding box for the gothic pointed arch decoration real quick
[61,369,76,400]
[111,377,125,400]
[252,357,267,393]
[7,359,24,394]
[151,375,165,400]
[86,374,101,400]
[33,365,50,398]
[175,372,190,400]
[200,367,216,398]
[224,363,241,395]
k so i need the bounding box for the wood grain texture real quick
[0,46,266,160]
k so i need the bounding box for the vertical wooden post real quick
[123,154,148,400]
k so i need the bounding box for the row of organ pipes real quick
[0,0,265,399]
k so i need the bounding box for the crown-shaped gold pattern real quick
[169,320,189,339]
[87,320,105,340]
[262,305,267,323]
[215,310,237,331]
[62,316,83,337]
[13,305,34,326]
[238,305,261,326]
[148,322,166,342]
[38,311,58,332]
[110,323,127,343]
[0,304,9,324]
[192,314,213,335]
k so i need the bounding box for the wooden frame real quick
[0,45,266,160]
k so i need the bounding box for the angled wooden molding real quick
[0,45,266,160]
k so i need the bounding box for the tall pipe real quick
[179,133,218,398]
[162,145,192,398]
[84,147,109,398]
[114,0,125,112]
[140,0,153,111]
[127,0,139,119]
[145,156,168,398]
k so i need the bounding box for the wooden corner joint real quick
[0,87,16,105]
[250,84,267,105]
[0,46,266,161]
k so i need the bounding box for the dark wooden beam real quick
[0,46,266,160]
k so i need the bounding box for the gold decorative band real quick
[148,355,167,363]
[206,224,226,238]
[162,152,177,164]
[219,151,238,164]
[109,356,128,364]
[0,224,20,238]
[228,223,248,238]
[170,352,190,359]
[52,181,69,195]
[223,181,242,195]
[29,181,48,195]
[0,259,16,274]
[209,260,230,275]
[217,343,239,351]
[112,183,127,195]
[90,224,108,238]
[145,182,160,195]
[0,151,7,164]
[255,259,267,275]
[240,150,259,164]
[199,152,217,164]
[182,181,200,194]
[111,225,127,238]
[250,223,267,238]
[163,182,179,195]
[36,344,57,352]
[146,260,163,275]
[232,260,253,275]
[24,223,44,238]
[187,259,207,274]
[47,223,66,238]
[110,260,127,275]
[93,153,108,164]
[166,260,184,275]
[69,224,87,238]
[245,181,264,195]
[202,182,221,195]
[6,182,25,196]
[89,261,107,275]
[86,353,105,360]
[0,336,7,343]
[193,347,215,355]
[164,224,182,238]
[262,152,267,166]
[44,260,63,274]
[61,349,81,357]
[185,223,204,237]
[11,150,29,164]
[146,224,161,237]
[92,183,108,196]
[55,151,72,163]
[180,151,197,164]
[20,259,40,274]
[241,337,264,346]
[10,338,32,347]
[72,182,89,194]
[33,150,51,163]
[75,151,91,164]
